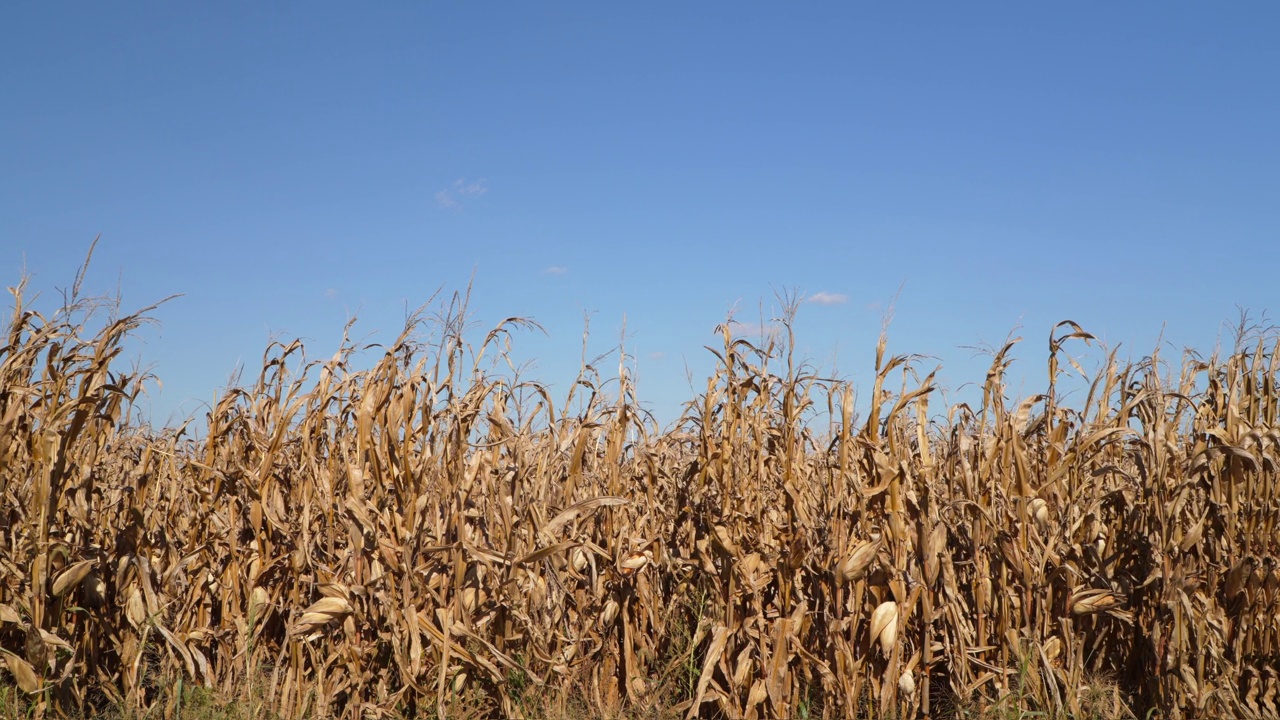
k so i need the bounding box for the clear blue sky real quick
[3,4,1277,427]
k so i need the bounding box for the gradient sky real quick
[3,4,1277,428]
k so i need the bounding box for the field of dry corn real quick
[1,268,1278,720]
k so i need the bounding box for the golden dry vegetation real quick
[1,261,1278,719]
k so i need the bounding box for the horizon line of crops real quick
[1,255,1277,719]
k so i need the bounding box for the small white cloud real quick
[807,291,849,306]
[436,178,489,209]
[647,351,666,361]
[456,178,488,197]
[324,288,338,299]
[542,266,568,275]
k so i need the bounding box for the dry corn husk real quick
[619,551,651,574]
[870,601,899,656]
[898,669,916,698]
[1029,498,1049,532]
[51,560,95,598]
[600,599,619,627]
[292,596,354,635]
[125,588,147,628]
[838,538,880,584]
[571,547,589,572]
[1069,589,1124,615]
[249,586,270,621]
[924,524,947,587]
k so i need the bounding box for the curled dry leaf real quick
[1042,635,1063,663]
[1,651,40,693]
[461,587,480,613]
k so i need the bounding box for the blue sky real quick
[3,3,1277,428]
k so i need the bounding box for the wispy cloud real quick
[434,191,457,209]
[542,265,568,275]
[807,291,849,306]
[436,178,489,209]
[726,320,781,339]
[647,351,666,361]
[323,288,338,299]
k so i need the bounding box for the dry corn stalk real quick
[0,259,1275,719]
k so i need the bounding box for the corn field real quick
[1,268,1278,719]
